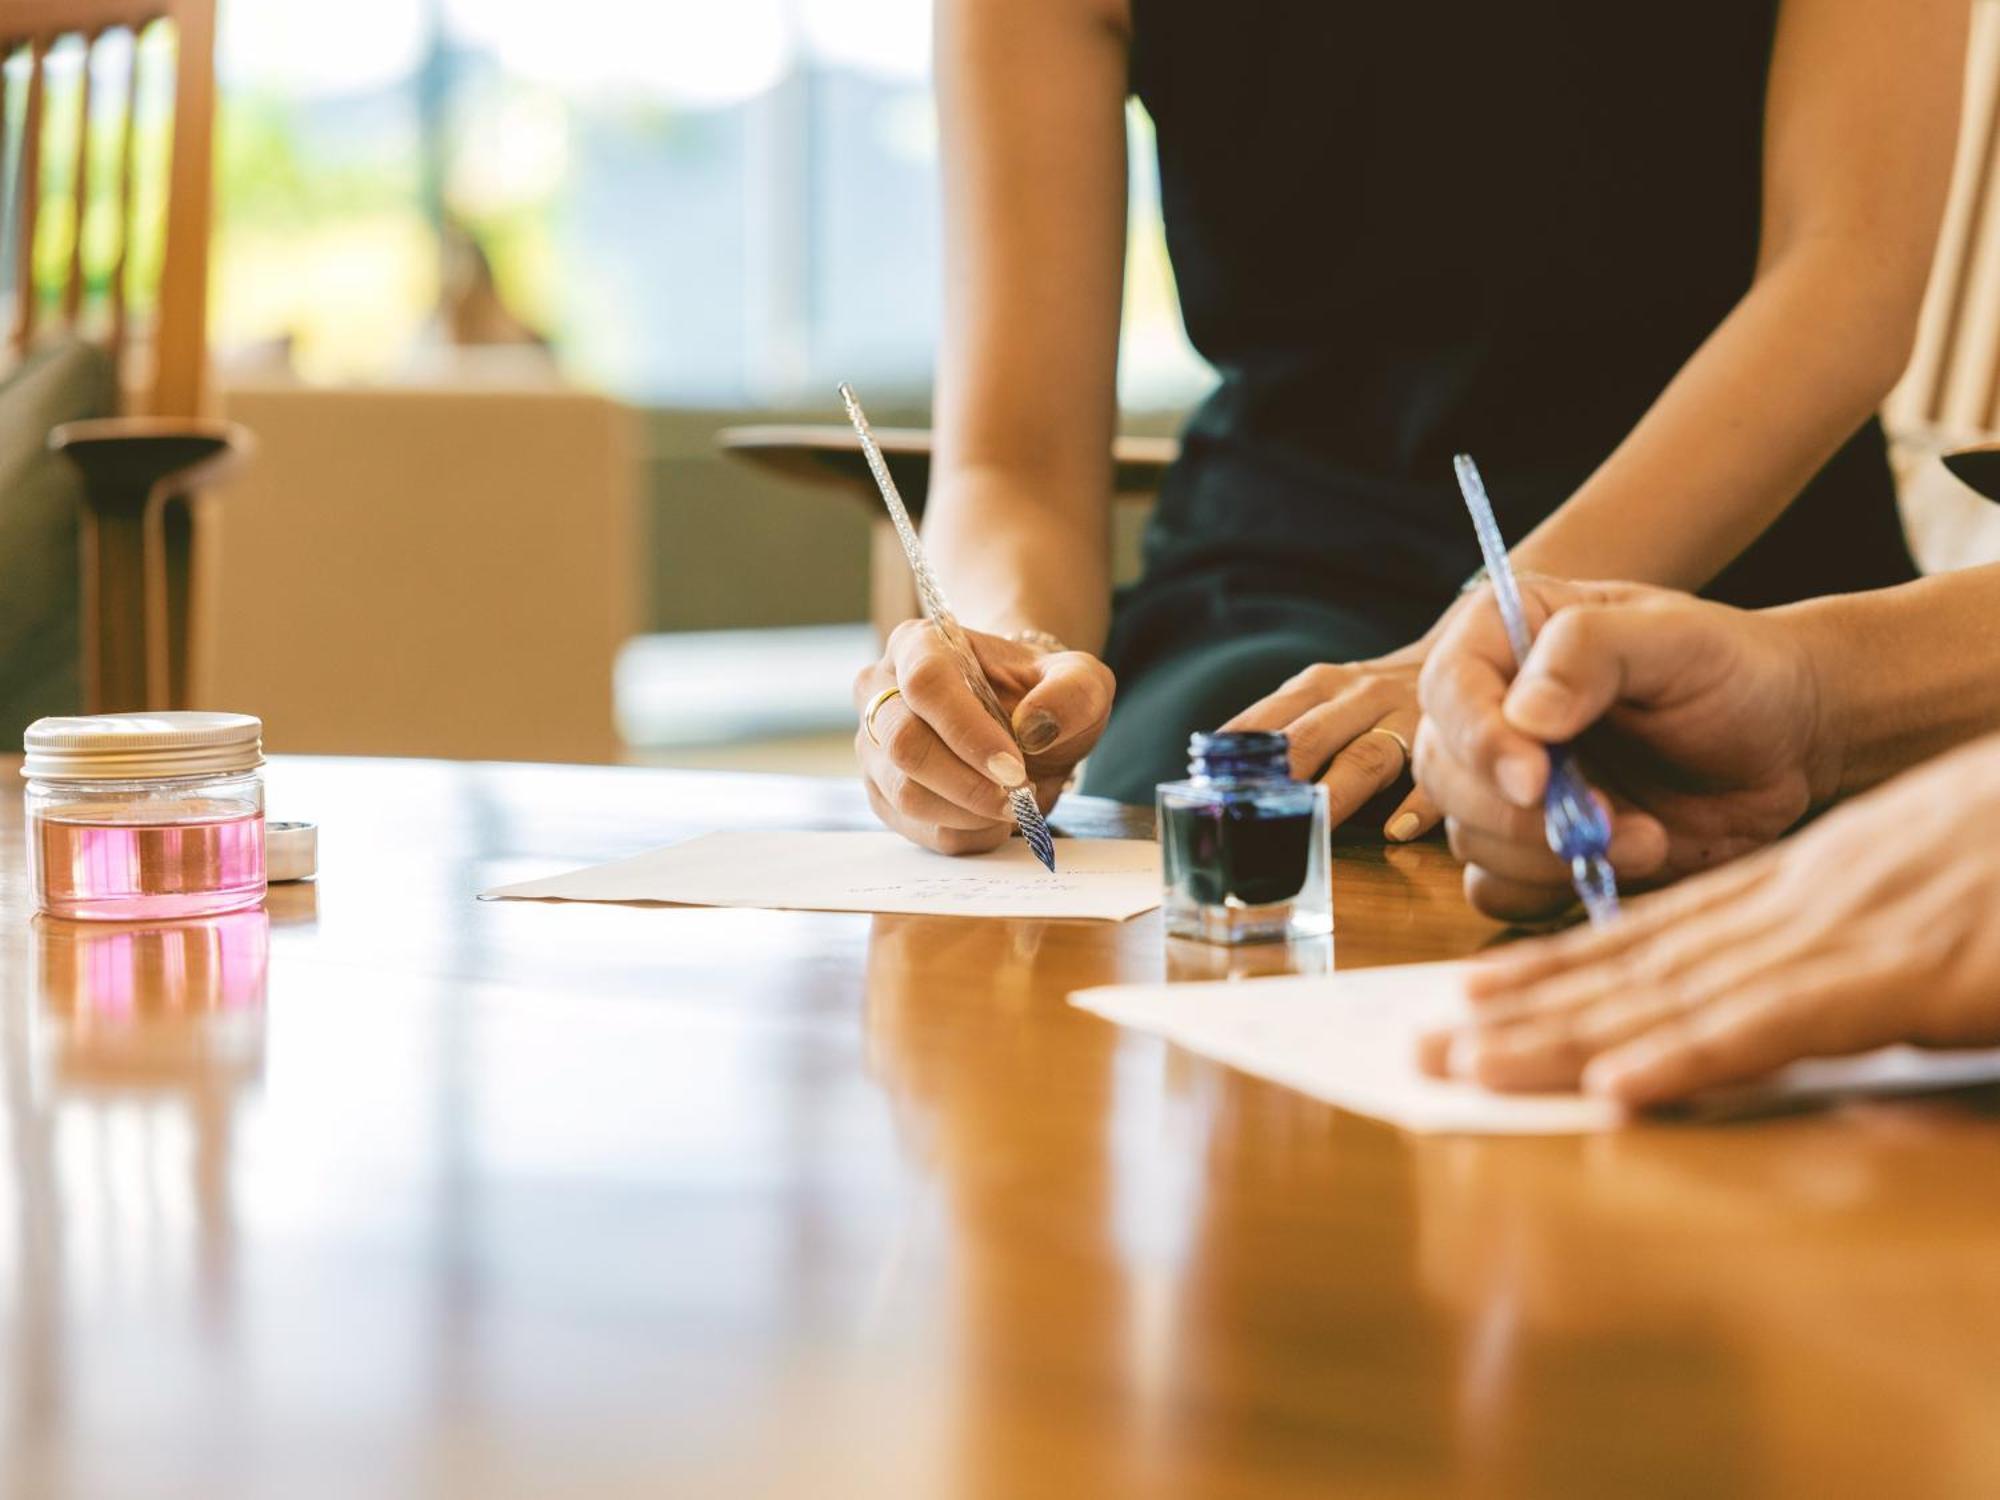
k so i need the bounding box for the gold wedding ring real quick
[1364,724,1412,765]
[863,685,903,748]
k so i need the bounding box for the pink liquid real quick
[33,810,267,921]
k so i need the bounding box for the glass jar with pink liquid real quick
[23,712,267,921]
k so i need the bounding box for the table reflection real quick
[1409,1101,2000,1493]
[33,910,268,1089]
[12,911,269,1311]
[861,916,1454,1493]
[864,914,1152,1496]
[1165,934,1333,983]
[2,910,273,1473]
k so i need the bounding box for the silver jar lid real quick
[265,820,318,882]
[23,712,264,781]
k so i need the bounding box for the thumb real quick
[1502,601,1686,742]
[1010,652,1115,759]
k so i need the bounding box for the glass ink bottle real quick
[1157,730,1331,945]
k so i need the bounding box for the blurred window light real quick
[204,0,1209,408]
[449,91,569,214]
[799,0,931,81]
[3,27,173,330]
[219,0,426,97]
[440,0,792,109]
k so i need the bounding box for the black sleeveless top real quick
[1118,0,1915,650]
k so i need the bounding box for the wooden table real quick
[3,757,1997,1498]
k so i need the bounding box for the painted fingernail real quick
[1386,811,1421,842]
[1016,711,1060,754]
[1507,676,1570,733]
[1496,753,1542,808]
[986,751,1028,788]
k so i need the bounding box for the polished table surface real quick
[3,756,1998,1499]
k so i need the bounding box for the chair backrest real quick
[1888,0,2000,452]
[0,1,229,717]
[1,0,216,418]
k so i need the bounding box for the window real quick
[211,0,1210,407]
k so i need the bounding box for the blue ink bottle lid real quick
[1158,729,1332,945]
[1186,730,1292,782]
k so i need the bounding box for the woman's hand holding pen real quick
[1222,645,1437,841]
[1416,737,2000,1104]
[1412,577,1836,922]
[855,621,1115,856]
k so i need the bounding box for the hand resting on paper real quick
[1413,577,1835,922]
[1417,737,2000,1105]
[856,620,1115,855]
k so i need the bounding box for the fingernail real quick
[1506,676,1570,734]
[1581,1057,1644,1102]
[1496,753,1542,808]
[1386,811,1421,842]
[1414,1029,1454,1077]
[1016,711,1059,754]
[986,751,1027,788]
[1445,1033,1483,1080]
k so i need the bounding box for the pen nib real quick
[1010,787,1057,871]
[1572,853,1621,927]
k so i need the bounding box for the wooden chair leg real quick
[50,419,253,714]
[77,487,151,713]
[157,493,195,708]
[75,485,202,713]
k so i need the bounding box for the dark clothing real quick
[1084,0,1917,804]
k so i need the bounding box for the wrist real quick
[1773,597,1856,806]
[1008,627,1068,657]
[1371,636,1434,673]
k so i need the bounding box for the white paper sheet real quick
[480,831,1163,920]
[1071,961,2000,1135]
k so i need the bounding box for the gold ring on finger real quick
[1364,724,1412,766]
[863,685,903,748]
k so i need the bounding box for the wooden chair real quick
[718,423,1178,636]
[3,0,249,713]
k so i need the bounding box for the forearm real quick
[929,0,1128,656]
[925,464,1112,651]
[1780,564,2000,799]
[1512,245,1914,590]
[1513,0,1961,591]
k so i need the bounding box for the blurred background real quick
[198,0,1055,772]
[5,0,2000,773]
[0,0,1210,773]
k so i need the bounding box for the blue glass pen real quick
[1451,455,1620,925]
